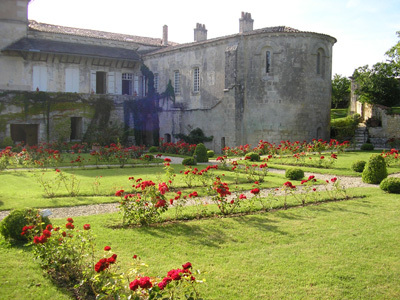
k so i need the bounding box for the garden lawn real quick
[264,150,400,176]
[1,187,400,299]
[0,165,290,211]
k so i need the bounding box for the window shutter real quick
[107,72,115,94]
[33,66,47,91]
[65,68,79,92]
[90,71,96,93]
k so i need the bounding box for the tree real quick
[352,32,400,107]
[385,31,400,73]
[331,74,351,108]
[352,63,400,107]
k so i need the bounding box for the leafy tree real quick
[352,63,400,107]
[352,32,400,107]
[331,74,351,108]
[174,128,213,144]
[385,31,400,73]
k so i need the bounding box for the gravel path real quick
[0,156,392,221]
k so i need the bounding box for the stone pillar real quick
[194,23,207,42]
[239,12,254,33]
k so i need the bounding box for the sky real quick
[28,0,400,78]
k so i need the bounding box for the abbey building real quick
[0,0,336,150]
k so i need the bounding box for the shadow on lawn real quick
[139,214,287,248]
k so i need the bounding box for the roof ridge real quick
[28,20,179,47]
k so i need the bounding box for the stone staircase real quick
[354,124,368,149]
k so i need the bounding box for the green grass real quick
[331,108,348,120]
[0,164,290,211]
[2,187,400,299]
[264,150,400,176]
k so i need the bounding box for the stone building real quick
[0,0,336,151]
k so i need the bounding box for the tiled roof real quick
[28,20,178,47]
[144,26,336,56]
[2,37,141,61]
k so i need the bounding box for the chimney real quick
[162,25,168,46]
[239,12,254,33]
[194,23,207,42]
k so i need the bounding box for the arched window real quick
[266,51,271,74]
[316,48,325,77]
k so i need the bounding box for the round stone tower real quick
[0,0,29,49]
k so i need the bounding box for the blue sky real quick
[28,0,400,77]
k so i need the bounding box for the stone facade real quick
[350,80,400,148]
[0,1,336,151]
[145,27,335,150]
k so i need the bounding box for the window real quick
[154,73,159,92]
[70,117,83,140]
[65,68,79,93]
[316,48,325,77]
[32,65,47,91]
[122,73,133,95]
[96,72,107,94]
[266,51,271,74]
[193,67,200,93]
[174,70,180,94]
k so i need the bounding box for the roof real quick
[144,26,336,56]
[2,37,141,61]
[28,20,178,47]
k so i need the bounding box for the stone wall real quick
[145,30,335,152]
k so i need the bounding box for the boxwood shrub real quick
[246,152,260,162]
[148,146,159,153]
[380,177,400,193]
[362,154,388,184]
[0,208,51,243]
[207,150,215,158]
[351,160,367,173]
[285,168,304,180]
[194,143,208,163]
[182,157,197,165]
[360,143,374,151]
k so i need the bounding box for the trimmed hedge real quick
[207,150,215,158]
[380,177,400,193]
[0,208,51,243]
[246,152,260,162]
[360,143,374,151]
[194,143,208,163]
[351,160,367,173]
[182,157,197,165]
[285,168,304,180]
[362,154,388,184]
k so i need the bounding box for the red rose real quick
[250,188,260,194]
[115,189,124,197]
[62,231,66,237]
[83,224,91,230]
[66,222,74,229]
[46,224,53,231]
[182,262,192,270]
[239,194,247,199]
[129,279,140,291]
[138,276,152,289]
[42,229,51,238]
[133,254,137,259]
[67,217,74,223]
[107,254,117,264]
[104,246,111,251]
